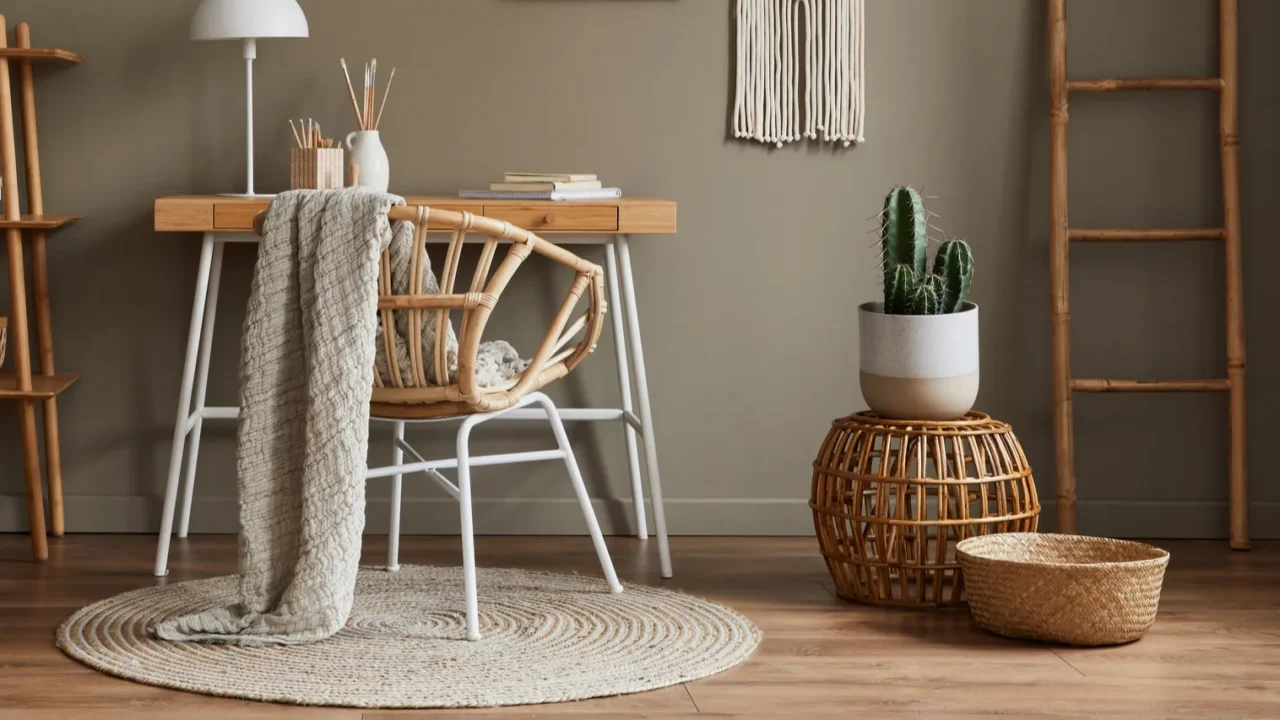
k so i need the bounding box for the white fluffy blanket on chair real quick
[154,189,398,644]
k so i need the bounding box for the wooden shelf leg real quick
[16,24,64,537]
[0,9,44,556]
[18,400,46,559]
[27,229,62,535]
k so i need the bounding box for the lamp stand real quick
[222,38,272,197]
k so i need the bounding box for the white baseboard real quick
[2,494,1279,538]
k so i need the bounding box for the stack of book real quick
[460,173,623,201]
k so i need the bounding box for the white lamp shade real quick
[190,0,309,40]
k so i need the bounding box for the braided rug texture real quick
[57,565,761,708]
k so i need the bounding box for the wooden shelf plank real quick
[1072,378,1229,393]
[1067,77,1223,92]
[0,214,80,230]
[0,372,78,399]
[0,48,81,63]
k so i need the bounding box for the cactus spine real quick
[875,187,976,316]
[933,238,974,313]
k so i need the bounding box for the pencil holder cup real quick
[291,148,346,190]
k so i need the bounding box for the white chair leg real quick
[457,420,482,641]
[535,393,624,595]
[387,420,405,571]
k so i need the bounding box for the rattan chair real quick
[243,204,622,641]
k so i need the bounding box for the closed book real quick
[459,188,624,201]
[489,180,603,192]
[503,173,598,183]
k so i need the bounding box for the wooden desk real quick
[155,195,677,237]
[152,195,676,579]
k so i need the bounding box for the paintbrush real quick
[375,67,396,130]
[340,58,364,129]
[364,62,373,130]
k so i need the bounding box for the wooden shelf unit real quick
[0,17,80,560]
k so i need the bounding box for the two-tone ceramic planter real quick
[858,301,979,421]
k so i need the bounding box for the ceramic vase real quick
[345,130,390,192]
[858,301,979,420]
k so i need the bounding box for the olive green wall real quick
[2,0,1278,538]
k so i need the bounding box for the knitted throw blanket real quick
[155,189,397,644]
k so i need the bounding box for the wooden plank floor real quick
[1,535,1278,719]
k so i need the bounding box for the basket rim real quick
[956,533,1169,570]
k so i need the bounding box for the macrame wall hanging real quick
[733,0,866,148]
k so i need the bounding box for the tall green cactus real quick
[885,264,916,314]
[880,186,928,290]
[932,238,974,313]
[875,187,976,316]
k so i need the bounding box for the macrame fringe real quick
[733,0,866,148]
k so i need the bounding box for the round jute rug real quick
[56,565,761,708]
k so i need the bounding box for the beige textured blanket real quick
[155,189,397,644]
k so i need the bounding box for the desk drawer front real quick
[483,205,618,233]
[213,202,477,231]
[213,203,269,230]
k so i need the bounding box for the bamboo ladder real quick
[1048,0,1249,549]
[0,18,81,560]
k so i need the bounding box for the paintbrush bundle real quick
[341,58,395,131]
[289,118,344,190]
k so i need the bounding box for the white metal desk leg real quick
[615,234,672,578]
[176,240,224,538]
[154,233,216,577]
[605,242,647,540]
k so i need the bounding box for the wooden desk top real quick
[155,195,677,236]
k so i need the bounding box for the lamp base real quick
[218,192,277,198]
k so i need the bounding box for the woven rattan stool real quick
[811,411,1040,608]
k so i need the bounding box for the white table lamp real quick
[191,0,309,196]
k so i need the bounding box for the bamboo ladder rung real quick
[1066,78,1224,92]
[1068,228,1225,243]
[1071,379,1230,393]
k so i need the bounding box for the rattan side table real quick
[811,411,1040,608]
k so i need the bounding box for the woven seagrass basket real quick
[957,533,1169,646]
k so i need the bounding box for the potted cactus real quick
[859,186,978,420]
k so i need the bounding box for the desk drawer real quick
[214,203,270,230]
[483,205,618,233]
[214,202,478,231]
